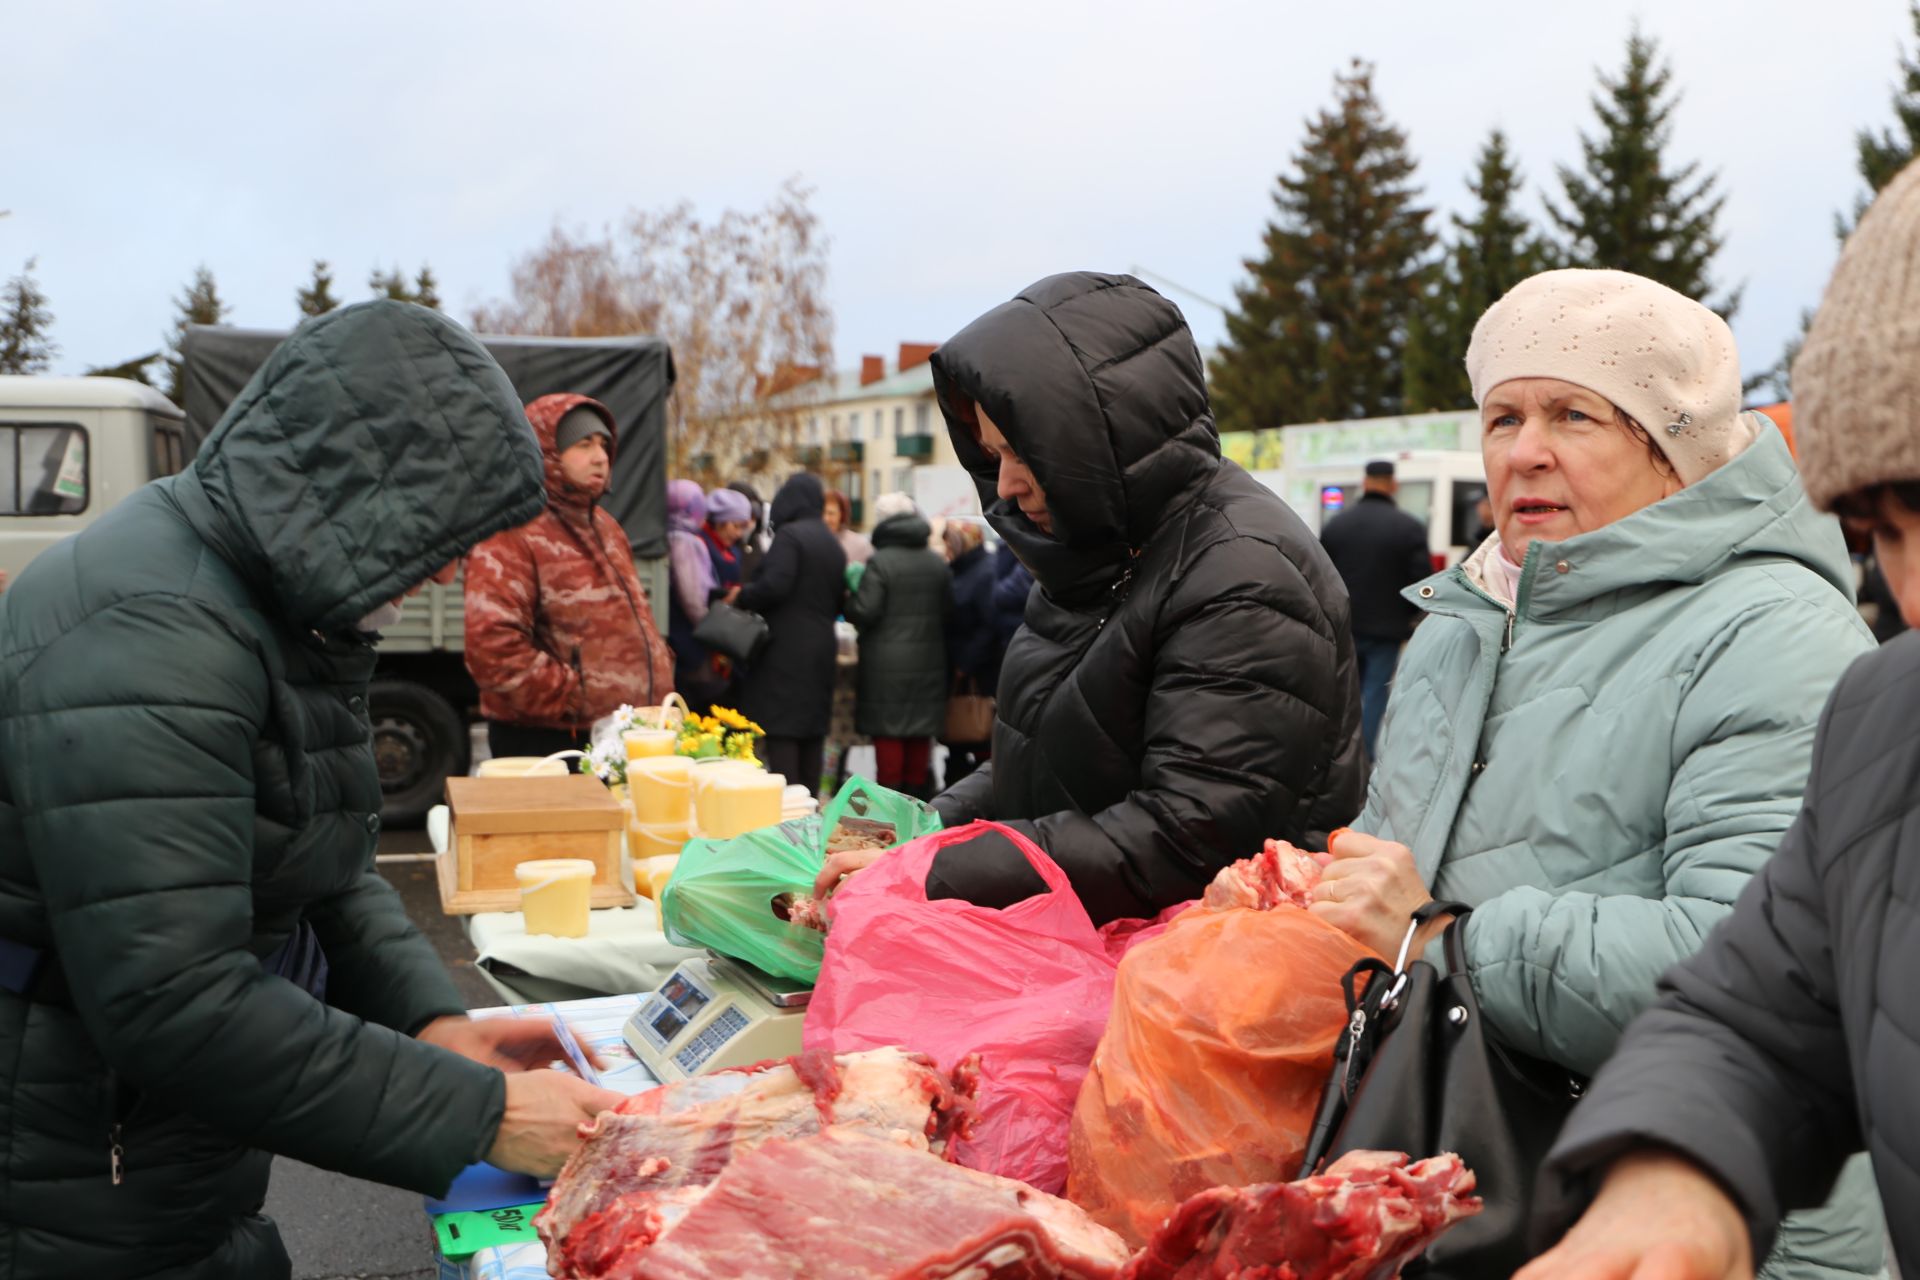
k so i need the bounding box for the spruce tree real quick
[370,265,413,302]
[413,266,441,311]
[1209,60,1435,431]
[164,265,230,405]
[0,258,57,375]
[297,259,340,317]
[1549,30,1735,314]
[1761,2,1920,399]
[1404,130,1555,411]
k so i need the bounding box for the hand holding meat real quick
[1308,830,1447,959]
[418,1014,607,1072]
[486,1071,625,1180]
[1516,1150,1753,1280]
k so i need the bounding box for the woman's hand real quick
[1308,830,1445,959]
[418,1015,607,1072]
[485,1070,625,1179]
[1515,1149,1754,1280]
[813,848,888,899]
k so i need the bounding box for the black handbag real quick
[1298,901,1585,1278]
[692,600,770,665]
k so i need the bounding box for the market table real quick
[432,994,659,1279]
[465,901,701,1005]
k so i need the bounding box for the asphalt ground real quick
[265,827,489,1280]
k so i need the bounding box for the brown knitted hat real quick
[1466,268,1749,486]
[1795,157,1920,510]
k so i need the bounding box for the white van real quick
[1265,413,1489,567]
[0,376,189,584]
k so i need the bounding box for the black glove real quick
[924,826,1048,909]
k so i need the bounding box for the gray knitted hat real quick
[1795,157,1920,510]
[1466,268,1751,486]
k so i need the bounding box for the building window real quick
[848,410,862,440]
[893,407,905,438]
[808,415,820,443]
[893,464,913,492]
[0,422,89,515]
[830,413,841,440]
[872,468,883,498]
[915,402,930,434]
[871,410,883,442]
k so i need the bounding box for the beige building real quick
[783,342,966,529]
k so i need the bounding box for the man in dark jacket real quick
[738,473,846,796]
[845,494,951,799]
[1317,459,1433,757]
[0,302,621,1280]
[1520,157,1920,1280]
[819,272,1366,926]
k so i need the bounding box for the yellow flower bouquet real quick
[676,705,764,762]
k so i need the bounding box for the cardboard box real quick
[438,775,632,915]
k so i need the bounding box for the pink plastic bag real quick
[803,821,1118,1193]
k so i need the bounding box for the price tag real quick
[432,1202,546,1261]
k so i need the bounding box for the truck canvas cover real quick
[179,324,674,558]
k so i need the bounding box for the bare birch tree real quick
[474,177,833,476]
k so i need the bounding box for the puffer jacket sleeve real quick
[737,529,799,615]
[1020,537,1357,923]
[843,554,888,630]
[1459,597,1873,1076]
[933,760,994,826]
[305,872,467,1036]
[17,596,503,1195]
[1535,678,1865,1270]
[463,526,583,727]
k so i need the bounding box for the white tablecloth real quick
[465,900,702,1004]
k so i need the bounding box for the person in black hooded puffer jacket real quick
[819,272,1366,926]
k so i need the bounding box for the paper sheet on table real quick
[467,900,702,997]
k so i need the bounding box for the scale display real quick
[623,954,808,1082]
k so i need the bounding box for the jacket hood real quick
[1427,421,1853,618]
[526,392,618,513]
[770,473,826,527]
[183,300,546,633]
[872,512,932,550]
[930,272,1220,603]
[667,479,707,535]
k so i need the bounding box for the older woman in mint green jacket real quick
[1310,269,1884,1279]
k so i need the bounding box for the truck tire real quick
[369,678,468,827]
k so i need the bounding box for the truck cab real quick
[0,376,190,585]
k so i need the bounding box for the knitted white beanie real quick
[1795,156,1920,509]
[1465,268,1752,486]
[872,491,919,522]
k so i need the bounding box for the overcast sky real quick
[6,0,1908,403]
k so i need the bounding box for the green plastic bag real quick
[659,775,942,983]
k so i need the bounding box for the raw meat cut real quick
[1122,1150,1482,1280]
[540,1125,1477,1280]
[538,1047,973,1278]
[770,891,830,932]
[594,1129,1133,1279]
[1201,839,1323,913]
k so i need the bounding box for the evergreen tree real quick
[163,265,230,405]
[0,258,57,375]
[84,352,161,384]
[1852,0,1920,229]
[1404,130,1556,411]
[297,259,340,317]
[1209,60,1435,430]
[1549,30,1735,315]
[368,263,440,307]
[1760,2,1920,399]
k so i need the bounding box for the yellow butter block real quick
[515,858,595,938]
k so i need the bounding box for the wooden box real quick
[437,774,633,915]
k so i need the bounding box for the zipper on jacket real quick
[1502,609,1515,652]
[110,1124,125,1185]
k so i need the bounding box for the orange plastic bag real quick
[1066,846,1376,1245]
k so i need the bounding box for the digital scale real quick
[622,952,811,1082]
